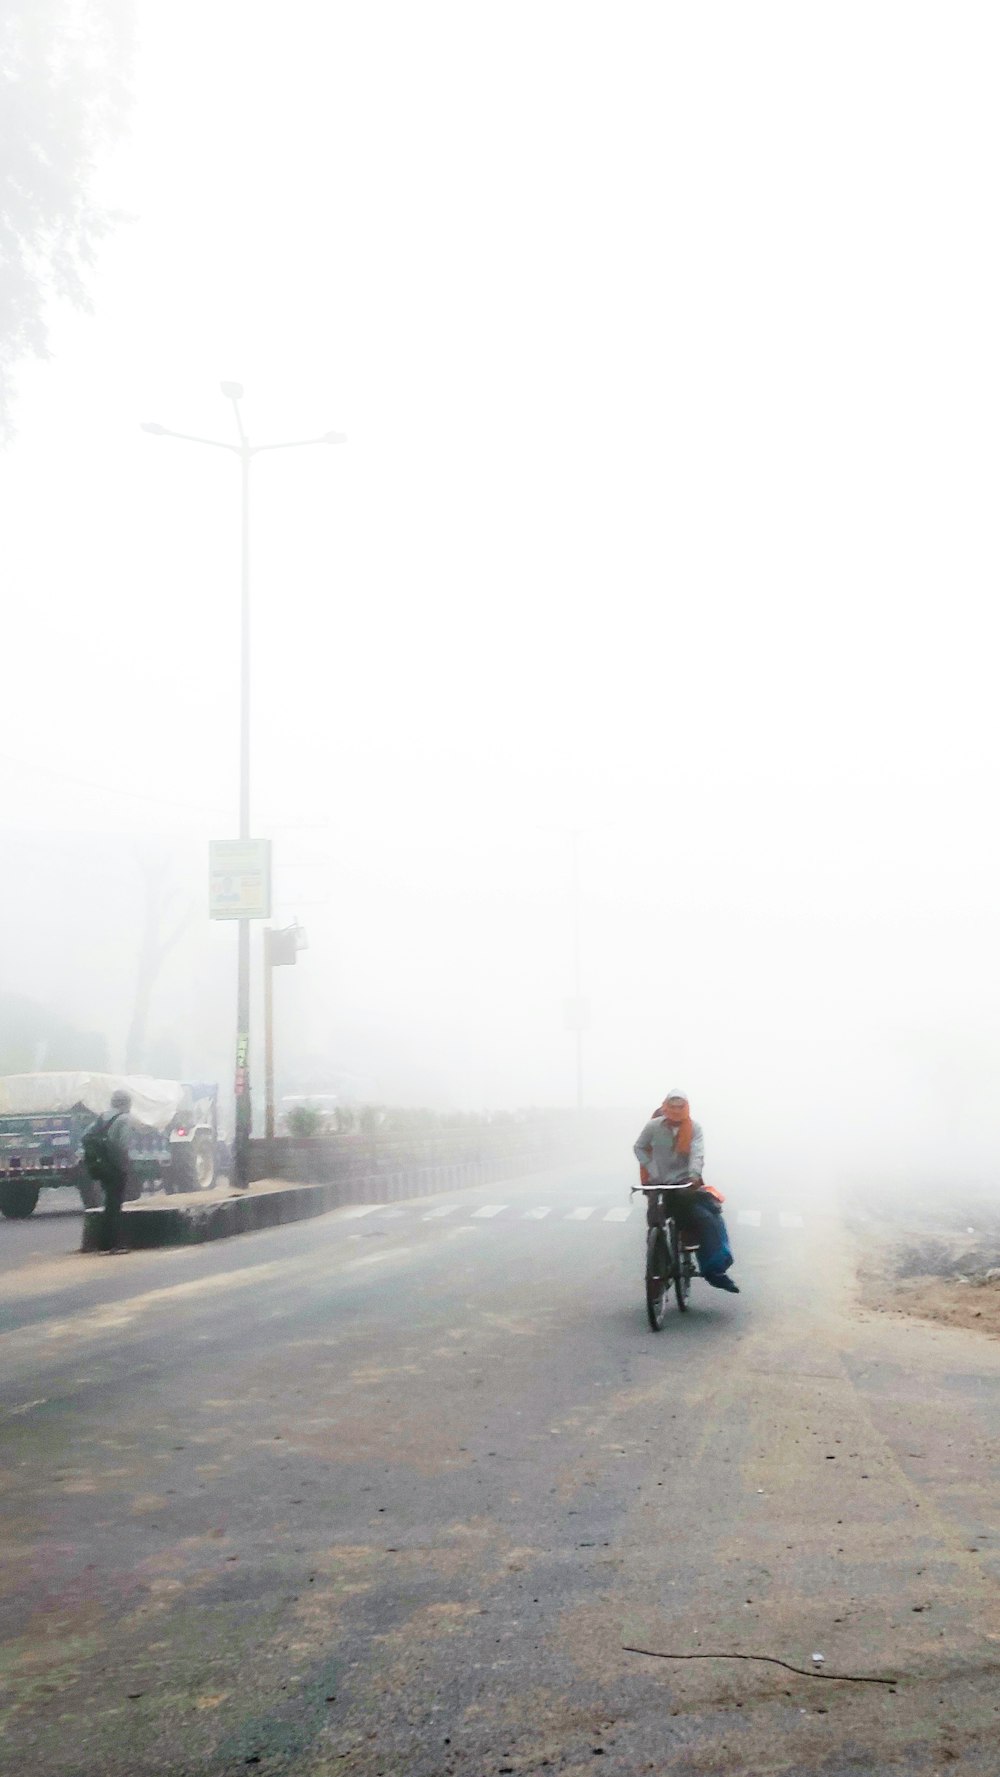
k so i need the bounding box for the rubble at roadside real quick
[848,1185,1000,1340]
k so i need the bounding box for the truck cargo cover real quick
[0,1074,190,1132]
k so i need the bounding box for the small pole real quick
[264,927,275,1149]
[571,828,583,1114]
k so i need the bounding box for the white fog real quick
[6,12,1000,1777]
[3,1,999,1192]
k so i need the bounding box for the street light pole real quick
[141,387,344,1190]
[230,389,253,1190]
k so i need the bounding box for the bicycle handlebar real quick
[630,1179,699,1194]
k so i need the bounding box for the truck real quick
[0,1073,219,1219]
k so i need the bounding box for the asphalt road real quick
[0,1178,234,1274]
[0,1185,91,1270]
[1,1162,998,1776]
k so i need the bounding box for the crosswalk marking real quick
[341,1202,804,1231]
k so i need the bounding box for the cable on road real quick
[622,1646,899,1686]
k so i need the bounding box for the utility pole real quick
[142,388,343,1191]
[263,927,275,1146]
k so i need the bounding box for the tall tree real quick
[0,992,109,1073]
[0,0,131,437]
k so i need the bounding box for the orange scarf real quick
[641,1096,724,1202]
[657,1096,693,1157]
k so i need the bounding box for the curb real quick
[79,1155,544,1252]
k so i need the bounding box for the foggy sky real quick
[3,3,1000,1189]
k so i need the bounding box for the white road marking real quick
[378,1209,406,1220]
[0,1261,293,1353]
[340,1204,388,1219]
[738,1210,762,1227]
[603,1206,631,1222]
[779,1211,804,1229]
[422,1205,460,1219]
[523,1207,551,1220]
[471,1204,507,1218]
[566,1206,595,1220]
[0,1398,47,1423]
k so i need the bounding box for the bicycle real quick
[632,1181,701,1331]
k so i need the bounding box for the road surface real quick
[0,1180,236,1276]
[1,1162,998,1775]
[0,1186,91,1272]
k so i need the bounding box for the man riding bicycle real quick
[633,1091,740,1294]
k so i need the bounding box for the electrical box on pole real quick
[268,925,299,966]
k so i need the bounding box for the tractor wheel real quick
[169,1137,216,1193]
[0,1183,40,1219]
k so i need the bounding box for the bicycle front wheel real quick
[645,1227,671,1331]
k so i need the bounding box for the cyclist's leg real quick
[688,1196,738,1289]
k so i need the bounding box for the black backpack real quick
[81,1112,124,1186]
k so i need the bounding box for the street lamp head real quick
[323,430,347,444]
[140,422,167,435]
[221,381,244,400]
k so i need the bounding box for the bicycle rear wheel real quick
[675,1243,691,1311]
[645,1226,672,1331]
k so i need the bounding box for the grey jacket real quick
[633,1114,704,1185]
[104,1112,133,1188]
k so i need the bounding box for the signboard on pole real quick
[209,840,272,920]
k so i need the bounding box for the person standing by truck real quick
[82,1089,134,1253]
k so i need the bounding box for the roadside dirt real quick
[851,1187,1000,1340]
